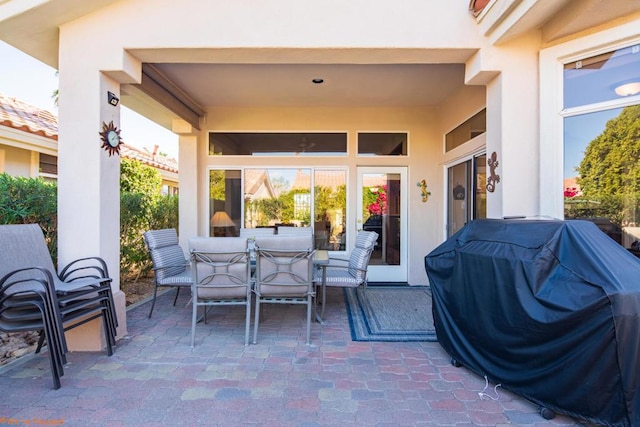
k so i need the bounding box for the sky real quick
[0,41,179,159]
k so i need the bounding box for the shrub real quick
[120,192,179,281]
[0,159,178,286]
[0,173,58,261]
[119,159,178,282]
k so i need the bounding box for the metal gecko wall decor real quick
[487,151,500,193]
[417,179,431,202]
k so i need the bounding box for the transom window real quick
[445,109,486,152]
[357,132,407,156]
[209,132,347,156]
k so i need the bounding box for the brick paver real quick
[0,288,599,426]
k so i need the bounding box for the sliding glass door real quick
[446,153,486,238]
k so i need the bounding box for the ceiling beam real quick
[136,64,205,130]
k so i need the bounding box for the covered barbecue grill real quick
[424,219,640,427]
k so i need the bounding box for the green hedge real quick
[0,173,58,260]
[0,169,178,284]
[121,192,179,281]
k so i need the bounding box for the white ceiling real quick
[152,63,467,108]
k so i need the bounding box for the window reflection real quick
[314,170,346,251]
[362,173,400,266]
[564,44,640,108]
[445,109,486,152]
[209,170,242,237]
[474,154,487,220]
[563,43,640,251]
[209,133,347,156]
[244,169,311,228]
[564,106,640,247]
[358,133,407,156]
[209,167,347,251]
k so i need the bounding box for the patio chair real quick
[143,229,192,318]
[189,237,252,346]
[313,230,378,319]
[253,235,315,345]
[239,227,276,238]
[276,226,313,236]
[0,224,117,389]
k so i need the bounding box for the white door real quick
[357,167,408,282]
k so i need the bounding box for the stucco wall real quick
[54,0,551,292]
[0,144,33,177]
[199,103,479,285]
[64,0,483,54]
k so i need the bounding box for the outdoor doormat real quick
[344,286,437,342]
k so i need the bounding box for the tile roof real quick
[0,93,178,173]
[244,169,275,198]
[291,169,346,190]
[119,144,178,173]
[0,93,58,140]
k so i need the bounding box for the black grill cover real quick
[424,219,640,427]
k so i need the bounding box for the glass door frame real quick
[444,150,486,239]
[356,166,408,282]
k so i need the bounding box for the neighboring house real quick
[0,0,638,345]
[0,93,58,180]
[119,144,179,196]
[0,94,178,194]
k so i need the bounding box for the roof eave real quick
[0,0,119,68]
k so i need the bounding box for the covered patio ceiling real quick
[118,45,480,131]
[152,62,467,109]
[121,61,470,130]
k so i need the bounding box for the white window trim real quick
[539,18,640,220]
[561,95,640,118]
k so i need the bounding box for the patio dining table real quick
[312,249,329,323]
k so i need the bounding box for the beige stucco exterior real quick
[0,144,38,176]
[1,0,638,350]
[0,123,57,178]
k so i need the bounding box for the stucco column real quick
[57,71,128,349]
[468,33,541,218]
[174,119,199,247]
[56,28,141,348]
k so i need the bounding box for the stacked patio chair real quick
[143,228,192,318]
[0,224,117,389]
[253,235,315,345]
[189,237,252,346]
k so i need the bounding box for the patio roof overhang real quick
[0,0,120,69]
[3,0,637,70]
[1,0,638,131]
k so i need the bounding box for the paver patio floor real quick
[0,287,598,426]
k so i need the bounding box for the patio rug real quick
[344,285,437,342]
